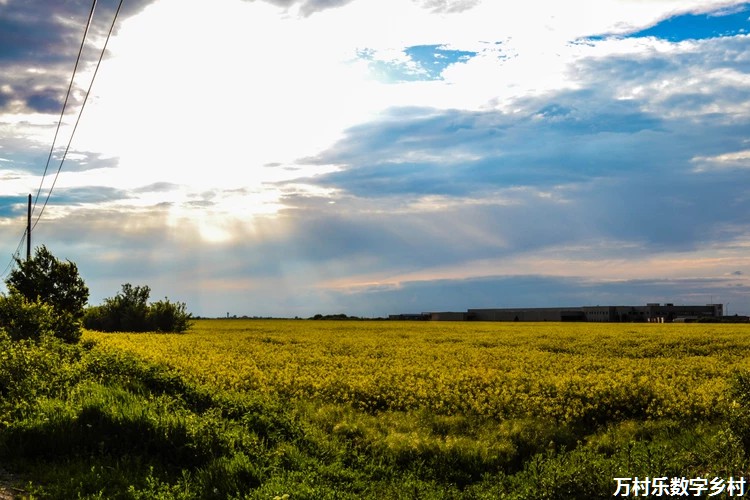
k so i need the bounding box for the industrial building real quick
[391,304,724,323]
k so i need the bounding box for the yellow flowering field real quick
[84,319,750,426]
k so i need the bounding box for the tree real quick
[108,283,151,332]
[147,297,192,333]
[4,245,89,342]
[83,283,192,333]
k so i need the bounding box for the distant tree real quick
[4,245,89,342]
[147,297,192,333]
[84,283,192,333]
[309,313,358,320]
[111,283,151,332]
[81,304,112,332]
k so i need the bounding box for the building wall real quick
[389,313,429,320]
[583,306,616,322]
[469,308,585,322]
[429,312,467,321]
[429,304,725,322]
[645,304,722,322]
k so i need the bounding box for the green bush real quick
[3,245,88,343]
[728,370,750,454]
[82,305,114,333]
[83,284,192,333]
[0,294,55,342]
[148,298,193,333]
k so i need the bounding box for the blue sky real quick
[1,0,750,317]
[626,2,750,40]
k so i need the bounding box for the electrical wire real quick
[32,0,99,214]
[1,0,96,280]
[32,0,124,231]
[2,0,121,279]
[0,229,28,280]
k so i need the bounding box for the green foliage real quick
[6,245,89,318]
[81,304,112,332]
[4,245,88,343]
[0,336,308,498]
[726,370,750,471]
[0,333,89,426]
[148,297,193,333]
[0,294,55,342]
[2,324,750,498]
[83,283,192,333]
[89,283,150,332]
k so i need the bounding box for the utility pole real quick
[26,194,31,261]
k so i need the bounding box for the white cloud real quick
[4,0,750,316]
[38,0,750,200]
[692,149,750,171]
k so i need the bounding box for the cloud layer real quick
[1,0,749,317]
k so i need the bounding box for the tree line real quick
[0,246,191,343]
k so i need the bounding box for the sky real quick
[1,0,750,318]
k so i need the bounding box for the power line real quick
[32,0,124,231]
[1,0,98,281]
[2,0,122,280]
[3,0,98,280]
[0,230,28,280]
[32,0,99,214]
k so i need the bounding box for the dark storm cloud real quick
[277,171,739,275]
[0,12,76,65]
[0,0,152,64]
[25,88,64,113]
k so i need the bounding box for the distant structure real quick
[390,303,726,323]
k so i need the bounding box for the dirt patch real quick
[0,466,26,499]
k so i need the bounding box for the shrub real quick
[2,246,88,343]
[103,283,151,332]
[82,305,114,333]
[84,284,192,333]
[0,294,55,342]
[148,298,193,333]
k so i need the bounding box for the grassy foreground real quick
[2,319,750,498]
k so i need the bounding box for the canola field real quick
[8,319,750,498]
[73,320,750,497]
[85,319,750,426]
